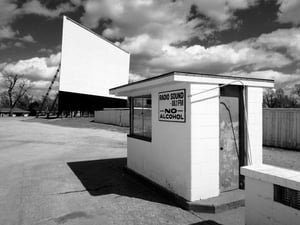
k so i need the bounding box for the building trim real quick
[110,71,274,96]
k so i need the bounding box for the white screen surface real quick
[59,16,129,97]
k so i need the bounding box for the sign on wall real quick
[159,89,186,122]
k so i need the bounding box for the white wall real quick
[247,87,263,165]
[242,165,300,225]
[127,83,192,200]
[190,84,220,200]
[59,16,129,97]
[94,110,129,127]
[127,83,265,201]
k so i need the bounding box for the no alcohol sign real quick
[159,89,186,122]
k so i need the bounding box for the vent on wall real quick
[274,184,300,210]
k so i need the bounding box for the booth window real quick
[130,95,152,141]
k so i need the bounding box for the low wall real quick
[94,109,129,127]
[263,108,300,150]
[241,164,300,225]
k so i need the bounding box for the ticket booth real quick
[110,71,274,201]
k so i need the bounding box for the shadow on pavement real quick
[67,157,179,207]
[22,117,129,133]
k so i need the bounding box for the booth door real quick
[219,86,241,192]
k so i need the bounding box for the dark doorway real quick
[219,85,245,192]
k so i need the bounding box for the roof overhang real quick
[110,71,274,96]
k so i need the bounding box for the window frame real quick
[129,95,152,142]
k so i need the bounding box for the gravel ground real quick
[263,146,300,171]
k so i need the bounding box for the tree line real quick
[263,84,300,108]
[1,71,300,116]
[0,72,57,116]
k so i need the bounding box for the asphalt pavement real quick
[0,117,230,225]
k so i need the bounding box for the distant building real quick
[0,108,30,117]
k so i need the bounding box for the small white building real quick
[110,71,274,201]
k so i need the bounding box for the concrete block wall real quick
[190,83,220,200]
[242,164,300,225]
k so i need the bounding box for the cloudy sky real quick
[0,0,300,97]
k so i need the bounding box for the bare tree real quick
[263,88,276,108]
[1,72,32,116]
[263,87,300,108]
[292,84,300,97]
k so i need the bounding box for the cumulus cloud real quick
[278,0,300,25]
[80,0,254,30]
[0,0,19,27]
[1,52,61,82]
[14,42,24,48]
[80,0,255,44]
[0,27,35,48]
[256,27,300,60]
[129,73,145,83]
[78,0,296,78]
[20,34,35,43]
[0,43,9,50]
[38,48,53,54]
[0,63,7,70]
[190,0,253,22]
[228,70,297,83]
[0,40,30,50]
[81,0,193,41]
[0,0,78,41]
[0,26,17,40]
[45,53,61,67]
[21,0,77,18]
[227,69,300,91]
[1,0,298,95]
[124,33,293,77]
[31,80,51,89]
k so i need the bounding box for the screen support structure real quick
[36,64,60,118]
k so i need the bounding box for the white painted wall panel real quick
[242,165,300,225]
[127,83,192,200]
[59,16,129,97]
[190,83,220,200]
[247,87,263,165]
[126,82,265,201]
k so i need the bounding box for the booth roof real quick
[110,71,274,96]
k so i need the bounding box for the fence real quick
[94,108,129,127]
[263,108,300,150]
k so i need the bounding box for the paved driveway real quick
[0,117,212,225]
